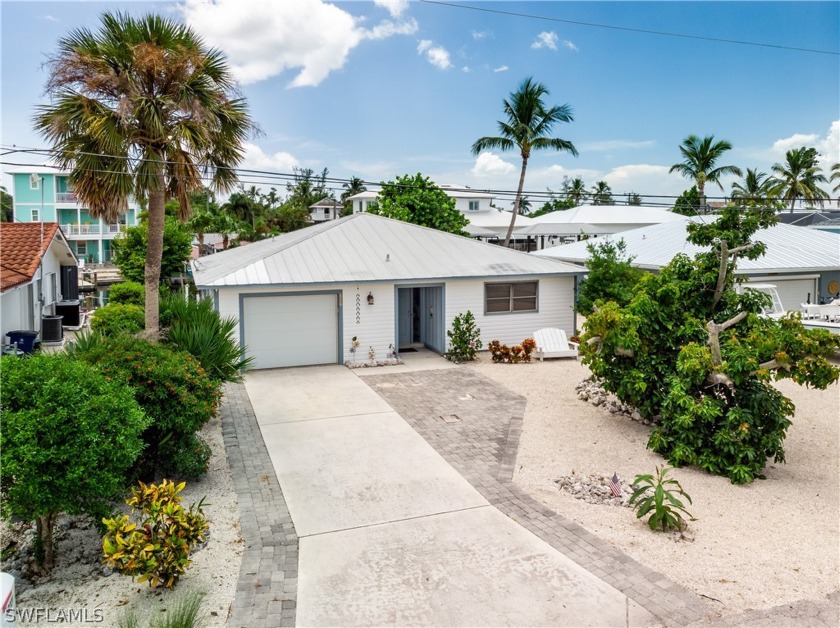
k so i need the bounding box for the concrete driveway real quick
[245,366,655,627]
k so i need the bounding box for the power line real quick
[3,146,838,206]
[420,0,840,57]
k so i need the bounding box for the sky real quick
[1,0,838,208]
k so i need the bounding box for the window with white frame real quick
[30,176,40,190]
[468,200,480,211]
[76,241,87,256]
[485,281,538,314]
[31,209,40,222]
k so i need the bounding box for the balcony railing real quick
[56,192,78,203]
[62,223,127,236]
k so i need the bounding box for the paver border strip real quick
[221,382,298,627]
[363,368,715,626]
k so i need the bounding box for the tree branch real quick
[712,240,729,307]
[728,244,755,256]
[720,311,748,332]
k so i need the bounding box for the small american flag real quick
[608,473,622,498]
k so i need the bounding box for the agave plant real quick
[162,294,254,383]
[629,465,694,532]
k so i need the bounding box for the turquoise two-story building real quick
[9,166,141,264]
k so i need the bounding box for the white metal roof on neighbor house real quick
[530,205,688,226]
[465,209,535,231]
[533,219,840,274]
[192,212,583,288]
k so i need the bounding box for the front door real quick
[396,285,444,353]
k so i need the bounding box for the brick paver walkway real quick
[221,383,298,627]
[363,368,714,626]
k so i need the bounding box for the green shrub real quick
[112,217,193,284]
[444,311,482,363]
[629,465,693,532]
[162,293,253,382]
[73,335,221,479]
[0,354,149,571]
[575,238,644,316]
[103,480,208,589]
[158,433,212,481]
[90,303,145,336]
[109,281,146,306]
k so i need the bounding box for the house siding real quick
[444,277,575,348]
[217,282,398,364]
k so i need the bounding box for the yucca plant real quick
[629,465,694,532]
[162,294,253,383]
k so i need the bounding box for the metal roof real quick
[193,212,583,288]
[516,222,614,237]
[465,210,535,230]
[530,204,688,226]
[533,219,840,274]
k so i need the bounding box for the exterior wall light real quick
[367,292,374,306]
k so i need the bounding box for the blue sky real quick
[2,1,838,206]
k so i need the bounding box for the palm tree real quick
[770,147,829,212]
[210,211,242,250]
[512,196,532,215]
[730,168,777,205]
[669,134,742,211]
[830,163,840,204]
[590,181,614,205]
[472,77,578,246]
[563,176,588,206]
[626,192,642,206]
[35,12,251,331]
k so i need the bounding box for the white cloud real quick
[241,142,299,173]
[462,66,471,73]
[493,65,508,73]
[43,14,58,22]
[769,120,839,175]
[471,152,516,177]
[417,39,452,70]
[531,31,558,51]
[472,30,491,40]
[563,40,578,52]
[180,0,416,87]
[373,0,408,17]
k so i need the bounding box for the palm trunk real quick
[197,231,205,256]
[144,168,165,334]
[504,157,529,248]
[36,513,56,572]
[698,181,706,214]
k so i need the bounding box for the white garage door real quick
[242,293,338,369]
[747,277,818,312]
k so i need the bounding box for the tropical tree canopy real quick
[35,12,252,331]
[672,186,702,216]
[669,134,742,209]
[831,163,840,198]
[590,181,614,205]
[563,176,588,206]
[770,147,829,211]
[341,176,367,216]
[367,173,468,235]
[730,168,778,205]
[472,77,578,246]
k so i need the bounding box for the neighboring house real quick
[192,233,230,258]
[0,222,78,341]
[192,212,583,370]
[8,166,141,264]
[518,205,688,246]
[308,197,342,223]
[534,219,840,310]
[346,185,537,246]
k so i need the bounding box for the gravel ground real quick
[2,409,242,627]
[468,358,840,616]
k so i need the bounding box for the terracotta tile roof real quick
[0,223,61,292]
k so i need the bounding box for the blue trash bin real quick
[5,330,39,354]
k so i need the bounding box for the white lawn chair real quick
[533,328,579,361]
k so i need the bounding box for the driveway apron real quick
[245,366,654,627]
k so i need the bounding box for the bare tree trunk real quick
[197,231,205,256]
[504,157,529,248]
[36,513,56,572]
[144,168,165,334]
[698,180,706,214]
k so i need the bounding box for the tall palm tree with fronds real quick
[472,77,578,246]
[830,163,840,205]
[770,147,829,212]
[669,134,742,211]
[35,12,251,331]
[563,176,588,206]
[590,180,614,205]
[730,168,778,205]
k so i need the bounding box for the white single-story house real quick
[1,222,78,342]
[520,204,688,240]
[534,219,840,311]
[308,197,342,223]
[192,213,584,370]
